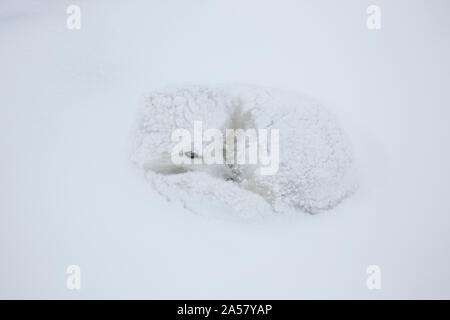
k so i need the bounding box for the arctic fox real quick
[131,85,357,218]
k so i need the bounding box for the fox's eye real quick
[185,151,199,159]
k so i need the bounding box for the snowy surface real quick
[1,0,450,299]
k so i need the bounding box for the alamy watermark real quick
[66,5,81,30]
[366,265,381,290]
[366,5,381,30]
[66,265,81,290]
[171,121,280,176]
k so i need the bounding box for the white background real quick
[1,0,449,298]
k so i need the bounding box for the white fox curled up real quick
[131,85,357,219]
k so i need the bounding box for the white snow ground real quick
[1,0,450,299]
